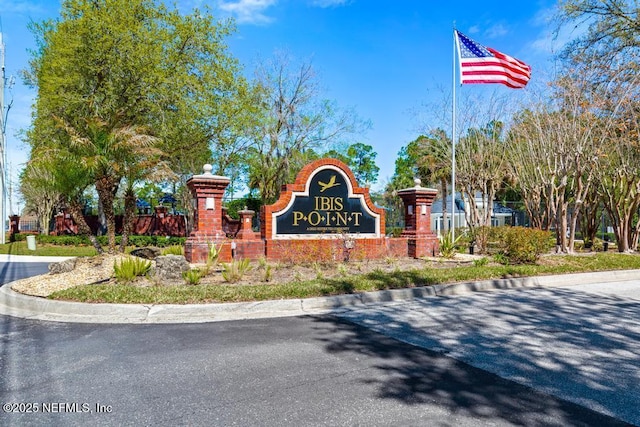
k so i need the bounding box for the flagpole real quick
[451,27,457,241]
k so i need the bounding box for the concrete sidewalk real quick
[1,269,640,324]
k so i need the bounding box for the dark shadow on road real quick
[317,287,640,426]
[312,314,633,426]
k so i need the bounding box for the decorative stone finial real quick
[203,164,213,175]
[414,178,422,188]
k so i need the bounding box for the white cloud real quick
[484,23,508,39]
[310,0,350,7]
[527,4,584,55]
[217,0,277,24]
[0,0,45,15]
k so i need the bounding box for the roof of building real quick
[431,194,515,216]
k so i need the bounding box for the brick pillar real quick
[236,208,258,240]
[397,179,439,258]
[184,164,231,263]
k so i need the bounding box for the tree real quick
[28,138,103,252]
[383,145,418,231]
[412,130,451,233]
[59,118,161,251]
[247,52,368,204]
[595,90,640,252]
[25,0,248,252]
[556,0,640,252]
[508,69,633,252]
[511,102,599,254]
[456,120,506,233]
[325,142,380,186]
[558,0,640,74]
[383,131,451,234]
[18,160,60,235]
[507,109,555,230]
[116,127,175,252]
[345,143,379,185]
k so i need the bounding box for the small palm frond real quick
[52,115,94,151]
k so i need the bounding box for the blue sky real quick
[1,0,564,211]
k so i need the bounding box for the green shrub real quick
[470,226,492,254]
[16,234,186,248]
[257,256,268,269]
[439,232,461,259]
[201,243,222,275]
[455,229,473,248]
[221,259,252,283]
[208,243,221,265]
[313,262,324,280]
[162,245,184,256]
[262,264,273,282]
[337,264,348,276]
[387,227,403,238]
[127,235,185,248]
[113,256,152,283]
[498,226,552,264]
[224,197,263,220]
[473,257,489,267]
[592,238,604,252]
[183,268,204,285]
[493,252,510,265]
[36,235,92,246]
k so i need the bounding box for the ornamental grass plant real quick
[113,256,152,284]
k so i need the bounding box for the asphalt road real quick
[0,313,629,427]
[337,282,640,426]
[0,259,638,425]
[0,262,49,286]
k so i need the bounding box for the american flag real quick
[455,30,531,89]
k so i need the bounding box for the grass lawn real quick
[0,241,98,257]
[47,252,640,304]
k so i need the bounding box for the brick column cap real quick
[396,178,438,196]
[189,164,230,183]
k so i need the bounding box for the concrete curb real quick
[1,269,639,324]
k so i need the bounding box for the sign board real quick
[270,162,382,238]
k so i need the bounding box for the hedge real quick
[9,234,185,248]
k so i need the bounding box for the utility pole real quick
[0,31,6,244]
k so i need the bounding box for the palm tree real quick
[29,146,104,253]
[412,129,452,233]
[58,117,162,253]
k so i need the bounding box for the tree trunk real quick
[120,187,136,252]
[579,198,600,249]
[632,215,640,251]
[37,199,56,236]
[96,176,119,254]
[67,200,103,254]
[440,177,448,234]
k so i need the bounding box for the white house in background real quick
[430,194,516,235]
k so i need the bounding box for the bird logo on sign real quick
[318,175,340,192]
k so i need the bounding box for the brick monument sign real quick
[184,158,439,263]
